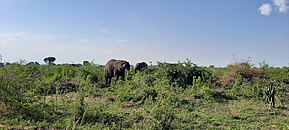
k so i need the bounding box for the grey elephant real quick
[104,59,130,86]
[135,62,148,73]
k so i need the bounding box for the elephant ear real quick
[122,62,130,70]
[122,62,127,68]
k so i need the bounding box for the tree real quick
[44,57,56,65]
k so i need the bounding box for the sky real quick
[0,0,288,67]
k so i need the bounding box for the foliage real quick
[0,60,288,129]
[219,62,263,87]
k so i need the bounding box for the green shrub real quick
[154,61,210,89]
[0,60,288,129]
[186,77,215,100]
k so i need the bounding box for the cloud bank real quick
[259,0,289,15]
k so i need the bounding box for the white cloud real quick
[259,0,289,15]
[259,3,272,16]
[273,0,288,12]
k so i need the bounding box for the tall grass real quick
[0,61,288,129]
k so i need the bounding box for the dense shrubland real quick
[0,60,288,129]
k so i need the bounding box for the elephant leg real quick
[105,76,108,85]
[115,75,119,82]
[109,77,112,85]
[105,76,112,86]
[121,74,125,81]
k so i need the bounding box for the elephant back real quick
[104,59,117,76]
[105,59,130,76]
[113,60,130,71]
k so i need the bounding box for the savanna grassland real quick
[0,60,288,129]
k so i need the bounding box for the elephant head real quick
[104,59,130,86]
[135,62,148,73]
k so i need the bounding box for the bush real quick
[154,61,210,89]
[0,60,288,129]
[219,62,264,87]
[186,77,215,100]
[0,65,45,119]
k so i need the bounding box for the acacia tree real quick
[44,57,56,65]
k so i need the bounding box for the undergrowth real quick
[0,61,288,129]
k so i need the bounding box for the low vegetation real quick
[0,60,288,129]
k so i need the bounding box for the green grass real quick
[2,90,288,129]
[0,61,288,129]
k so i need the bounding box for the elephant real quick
[135,62,148,73]
[104,59,130,86]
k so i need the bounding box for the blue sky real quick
[0,0,288,67]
